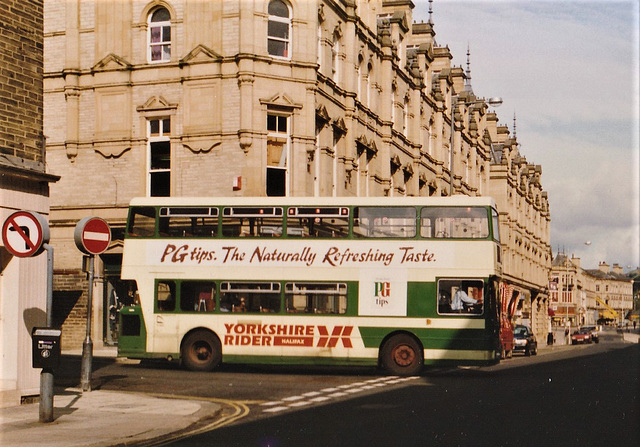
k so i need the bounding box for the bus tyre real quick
[181,331,221,372]
[380,334,423,376]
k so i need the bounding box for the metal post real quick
[80,255,94,392]
[39,243,54,422]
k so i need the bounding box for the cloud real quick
[414,0,640,270]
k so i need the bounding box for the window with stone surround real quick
[148,118,171,197]
[267,0,291,58]
[266,113,289,196]
[148,7,171,62]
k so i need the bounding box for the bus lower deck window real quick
[437,279,484,315]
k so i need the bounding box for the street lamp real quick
[449,96,503,195]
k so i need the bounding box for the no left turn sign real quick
[1,211,50,258]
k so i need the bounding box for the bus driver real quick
[451,287,479,312]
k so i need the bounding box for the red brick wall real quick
[53,269,88,350]
[0,0,44,162]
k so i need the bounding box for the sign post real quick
[2,211,55,422]
[74,217,111,392]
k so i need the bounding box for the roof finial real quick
[428,0,434,24]
[513,112,517,139]
[464,44,473,93]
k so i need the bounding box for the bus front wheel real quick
[181,331,222,372]
[380,334,423,376]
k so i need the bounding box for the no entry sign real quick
[74,217,111,255]
[2,211,50,257]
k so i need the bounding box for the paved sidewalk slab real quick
[0,389,221,447]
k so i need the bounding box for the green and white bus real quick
[118,196,503,375]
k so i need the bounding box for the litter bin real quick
[32,327,62,369]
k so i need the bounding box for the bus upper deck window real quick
[353,207,416,238]
[421,207,489,239]
[159,207,219,238]
[221,207,283,237]
[491,208,500,243]
[128,207,156,237]
[286,207,349,238]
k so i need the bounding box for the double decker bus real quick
[118,196,503,375]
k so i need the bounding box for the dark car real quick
[571,328,592,345]
[581,325,599,343]
[513,325,537,356]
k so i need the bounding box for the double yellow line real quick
[135,393,262,446]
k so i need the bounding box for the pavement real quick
[1,328,638,447]
[0,386,225,447]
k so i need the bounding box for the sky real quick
[411,0,640,272]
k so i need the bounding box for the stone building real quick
[585,262,634,325]
[550,254,633,327]
[487,121,551,343]
[43,0,551,350]
[0,0,59,407]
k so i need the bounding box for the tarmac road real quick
[1,328,637,447]
[163,341,640,447]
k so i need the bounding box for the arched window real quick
[366,62,373,108]
[149,7,171,62]
[402,96,409,136]
[356,56,362,100]
[331,34,339,82]
[267,0,291,58]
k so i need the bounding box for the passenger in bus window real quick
[451,286,479,313]
[195,292,214,312]
[233,297,247,312]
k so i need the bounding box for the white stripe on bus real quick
[424,349,496,361]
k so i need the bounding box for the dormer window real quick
[149,7,171,62]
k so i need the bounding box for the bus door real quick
[153,280,180,353]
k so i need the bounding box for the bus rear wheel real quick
[380,334,423,376]
[181,331,221,372]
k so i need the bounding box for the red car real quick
[571,328,592,345]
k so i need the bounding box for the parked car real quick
[581,325,599,343]
[513,325,537,356]
[571,328,593,345]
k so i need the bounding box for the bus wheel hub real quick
[195,345,211,360]
[393,345,415,366]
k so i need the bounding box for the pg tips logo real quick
[374,281,391,307]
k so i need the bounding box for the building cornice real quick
[0,157,60,184]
